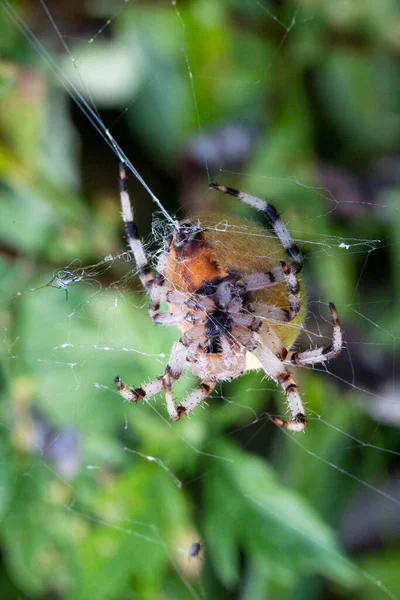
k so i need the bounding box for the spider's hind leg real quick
[175,381,216,419]
[114,340,187,421]
[115,325,207,420]
[115,375,163,402]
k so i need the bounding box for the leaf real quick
[204,441,360,590]
[1,458,80,597]
[356,550,400,600]
[65,464,192,600]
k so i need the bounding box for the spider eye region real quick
[165,225,204,253]
[172,226,205,255]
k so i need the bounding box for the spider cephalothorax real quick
[115,163,342,431]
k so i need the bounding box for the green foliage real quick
[204,442,358,591]
[1,0,400,599]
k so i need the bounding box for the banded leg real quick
[149,284,214,324]
[114,372,196,422]
[149,281,190,322]
[287,303,342,366]
[115,375,163,402]
[151,306,209,326]
[175,381,216,419]
[280,261,301,320]
[115,326,206,418]
[258,324,289,361]
[238,261,300,322]
[147,263,187,319]
[209,183,303,273]
[254,343,307,432]
[114,347,186,420]
[250,302,300,325]
[151,306,191,325]
[120,162,153,291]
[163,340,188,420]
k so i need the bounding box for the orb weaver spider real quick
[115,163,342,431]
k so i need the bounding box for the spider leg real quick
[209,183,303,273]
[237,261,300,322]
[114,351,185,421]
[149,282,215,325]
[287,302,342,366]
[210,264,300,325]
[151,307,192,325]
[250,303,299,325]
[115,375,163,402]
[162,340,188,420]
[163,327,211,420]
[175,381,216,419]
[159,325,211,421]
[115,326,206,420]
[148,276,186,320]
[253,343,307,432]
[256,324,289,360]
[119,162,154,291]
[208,186,303,320]
[280,261,301,320]
[151,302,210,326]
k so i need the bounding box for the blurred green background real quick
[1,0,400,599]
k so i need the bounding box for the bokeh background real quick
[1,1,400,599]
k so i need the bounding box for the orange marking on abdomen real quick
[165,247,227,293]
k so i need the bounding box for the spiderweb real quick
[1,1,400,599]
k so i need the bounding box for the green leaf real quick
[357,550,400,600]
[204,441,360,590]
[66,464,192,600]
[1,458,80,596]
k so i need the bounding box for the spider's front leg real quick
[119,163,154,291]
[148,275,189,324]
[147,270,216,326]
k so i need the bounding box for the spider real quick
[115,163,342,432]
